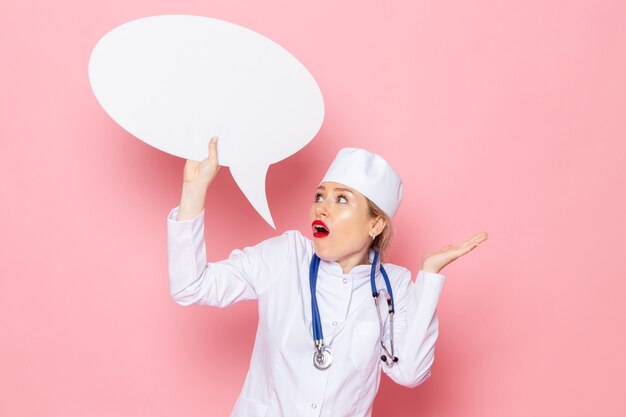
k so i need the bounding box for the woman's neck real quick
[336,252,371,274]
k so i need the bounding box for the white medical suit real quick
[167,206,446,417]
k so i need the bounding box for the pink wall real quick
[1,0,624,416]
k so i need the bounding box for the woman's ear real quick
[371,216,387,237]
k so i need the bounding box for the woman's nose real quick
[315,201,329,217]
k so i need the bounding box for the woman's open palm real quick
[421,232,488,273]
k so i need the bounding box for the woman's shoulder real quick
[275,229,311,245]
[281,229,309,240]
[380,261,413,288]
[254,229,313,256]
[380,261,411,277]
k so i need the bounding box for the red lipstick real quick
[312,220,330,238]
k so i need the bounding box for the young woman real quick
[167,137,487,417]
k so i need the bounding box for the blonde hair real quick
[366,198,393,263]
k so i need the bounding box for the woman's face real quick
[309,181,375,272]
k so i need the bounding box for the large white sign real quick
[89,15,325,228]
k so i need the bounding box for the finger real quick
[470,231,488,243]
[448,243,477,259]
[459,232,488,247]
[184,159,200,168]
[208,136,219,163]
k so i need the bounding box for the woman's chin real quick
[312,242,337,261]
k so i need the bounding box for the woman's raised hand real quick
[421,232,488,274]
[176,136,220,221]
[183,136,221,190]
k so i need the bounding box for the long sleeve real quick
[382,269,446,388]
[166,205,293,307]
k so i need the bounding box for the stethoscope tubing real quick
[309,251,398,365]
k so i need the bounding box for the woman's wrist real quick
[177,182,208,221]
[421,262,441,274]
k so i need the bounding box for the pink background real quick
[1,0,625,416]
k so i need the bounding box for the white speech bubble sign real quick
[88,15,325,228]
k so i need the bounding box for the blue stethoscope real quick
[309,251,399,370]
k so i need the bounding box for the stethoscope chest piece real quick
[313,347,333,370]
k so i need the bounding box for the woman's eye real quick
[338,195,348,203]
[314,193,324,202]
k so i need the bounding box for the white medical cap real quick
[320,147,403,219]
